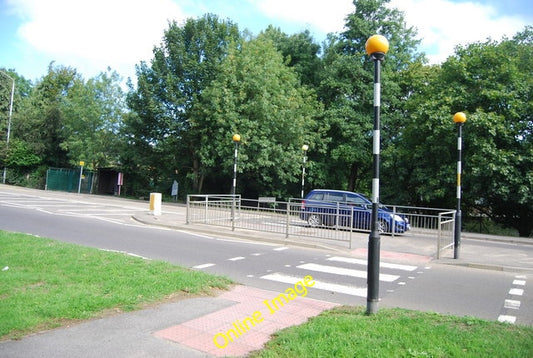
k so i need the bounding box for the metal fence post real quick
[204,195,208,224]
[391,205,396,238]
[286,202,290,239]
[186,195,190,224]
[349,206,353,249]
[437,212,442,259]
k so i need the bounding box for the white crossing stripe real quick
[273,247,289,251]
[513,280,526,286]
[498,315,516,324]
[193,263,215,269]
[297,263,399,282]
[509,288,524,296]
[327,256,417,271]
[228,256,245,261]
[261,273,367,297]
[504,299,521,310]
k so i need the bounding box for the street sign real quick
[171,180,178,197]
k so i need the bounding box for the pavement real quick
[1,199,532,358]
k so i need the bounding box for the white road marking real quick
[297,262,399,282]
[504,299,521,310]
[273,247,289,251]
[498,315,516,324]
[260,272,367,297]
[512,280,526,286]
[327,256,417,271]
[228,256,245,261]
[509,288,524,296]
[193,263,215,269]
[99,249,150,260]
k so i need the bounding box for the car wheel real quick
[378,219,389,234]
[308,214,322,227]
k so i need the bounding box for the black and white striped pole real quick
[301,144,309,198]
[453,112,466,259]
[365,34,389,315]
[231,134,241,231]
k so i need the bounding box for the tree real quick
[0,69,29,181]
[15,63,79,169]
[190,36,323,198]
[260,26,323,88]
[61,68,125,169]
[124,14,242,194]
[396,27,533,236]
[317,0,424,195]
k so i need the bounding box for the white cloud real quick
[389,0,528,63]
[250,0,354,34]
[252,0,528,64]
[5,0,530,82]
[9,0,185,79]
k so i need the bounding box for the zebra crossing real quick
[192,244,425,301]
[260,255,421,298]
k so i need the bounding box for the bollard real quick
[150,193,162,216]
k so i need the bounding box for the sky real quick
[0,0,532,84]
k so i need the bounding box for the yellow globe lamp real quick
[302,144,309,151]
[232,134,241,142]
[365,35,389,55]
[453,112,466,124]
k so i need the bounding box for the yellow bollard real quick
[150,193,162,216]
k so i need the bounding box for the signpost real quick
[117,172,123,196]
[77,161,84,194]
[171,180,179,201]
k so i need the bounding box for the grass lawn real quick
[251,306,533,358]
[0,230,232,340]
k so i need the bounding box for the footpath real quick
[1,193,532,357]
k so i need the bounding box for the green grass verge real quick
[0,230,232,339]
[251,306,533,358]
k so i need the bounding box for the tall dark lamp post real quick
[301,144,309,198]
[231,134,241,231]
[453,112,466,259]
[0,70,14,184]
[365,34,389,315]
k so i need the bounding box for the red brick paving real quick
[154,285,339,357]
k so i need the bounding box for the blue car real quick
[300,189,410,234]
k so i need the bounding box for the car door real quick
[345,193,372,229]
[332,192,353,226]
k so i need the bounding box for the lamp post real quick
[365,34,389,315]
[0,70,15,184]
[231,134,241,231]
[453,112,466,259]
[301,144,309,198]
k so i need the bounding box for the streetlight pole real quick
[231,134,241,231]
[453,112,466,259]
[365,34,389,315]
[0,70,15,184]
[301,144,309,198]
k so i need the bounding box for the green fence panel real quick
[46,168,94,193]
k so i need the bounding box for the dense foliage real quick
[0,0,531,236]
